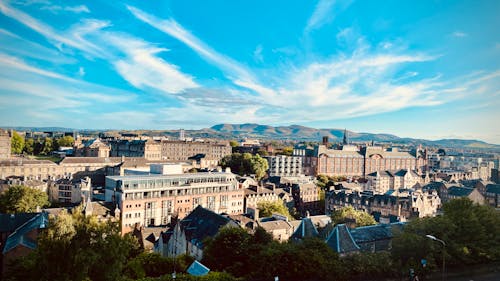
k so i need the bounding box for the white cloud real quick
[41,5,90,14]
[305,0,352,33]
[127,5,254,82]
[78,66,85,77]
[253,44,263,63]
[0,2,198,95]
[106,34,198,94]
[452,31,468,38]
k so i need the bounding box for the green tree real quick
[391,198,500,273]
[0,185,49,213]
[24,138,34,155]
[278,146,293,156]
[10,131,24,154]
[229,140,239,147]
[41,137,53,155]
[257,201,292,219]
[220,153,269,180]
[203,226,252,276]
[331,206,376,227]
[57,136,74,147]
[6,208,141,281]
[249,154,268,180]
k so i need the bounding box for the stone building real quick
[105,169,245,233]
[316,145,418,178]
[292,182,321,216]
[108,139,231,162]
[366,169,421,194]
[244,184,283,212]
[0,130,10,159]
[156,206,238,260]
[48,177,91,204]
[74,139,110,157]
[325,188,440,222]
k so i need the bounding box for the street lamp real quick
[426,234,445,281]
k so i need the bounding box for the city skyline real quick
[0,0,499,143]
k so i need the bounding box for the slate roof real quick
[59,157,123,164]
[180,206,232,248]
[2,212,48,254]
[290,217,319,240]
[259,220,292,231]
[486,184,500,194]
[325,224,360,254]
[0,213,40,233]
[447,186,474,197]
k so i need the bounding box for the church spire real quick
[343,129,348,145]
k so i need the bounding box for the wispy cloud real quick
[41,5,90,14]
[0,1,198,95]
[305,0,353,33]
[127,5,254,82]
[253,44,263,63]
[0,2,106,57]
[108,34,198,94]
[452,31,468,38]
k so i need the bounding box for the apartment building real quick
[104,169,244,233]
[266,155,303,177]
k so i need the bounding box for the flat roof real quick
[106,172,236,181]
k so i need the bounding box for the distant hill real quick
[208,123,500,149]
[2,124,498,149]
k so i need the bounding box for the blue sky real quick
[0,0,499,143]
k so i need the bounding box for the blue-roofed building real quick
[290,217,320,240]
[0,212,48,277]
[324,222,406,254]
[349,223,405,252]
[485,184,500,208]
[446,186,485,205]
[159,206,238,261]
[325,224,360,255]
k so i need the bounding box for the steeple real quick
[343,129,348,145]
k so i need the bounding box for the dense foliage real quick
[316,174,348,189]
[0,185,49,213]
[6,208,141,281]
[391,198,500,276]
[220,153,269,180]
[10,131,24,154]
[257,201,292,219]
[331,206,377,227]
[202,226,395,281]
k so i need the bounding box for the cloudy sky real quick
[0,0,499,143]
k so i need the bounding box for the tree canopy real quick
[220,153,269,180]
[331,206,377,227]
[0,185,49,213]
[57,135,75,147]
[6,208,141,281]
[257,201,292,219]
[10,131,24,155]
[391,198,500,274]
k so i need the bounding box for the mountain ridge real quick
[2,124,498,149]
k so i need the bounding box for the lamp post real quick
[426,234,445,281]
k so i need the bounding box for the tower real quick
[342,129,349,145]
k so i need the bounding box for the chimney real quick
[322,136,329,147]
